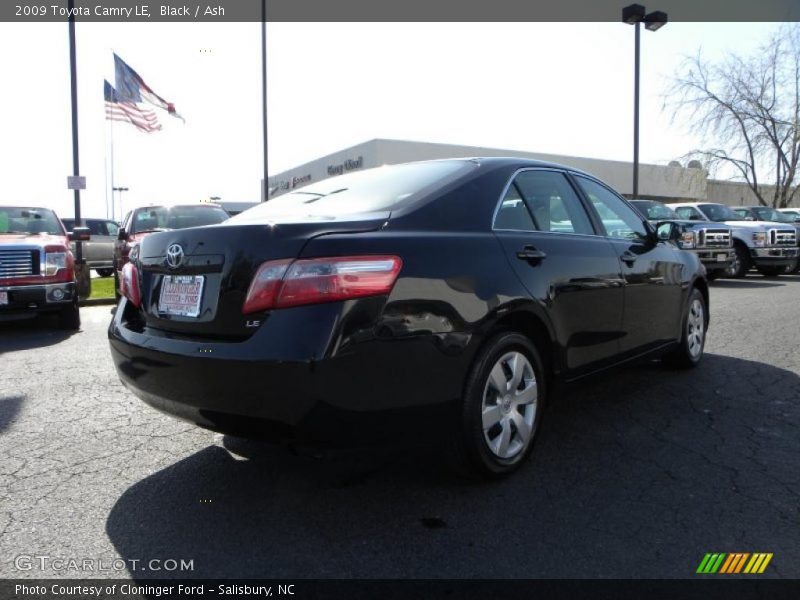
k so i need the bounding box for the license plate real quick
[0,291,7,305]
[716,254,728,262]
[158,275,204,317]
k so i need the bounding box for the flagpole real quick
[109,115,116,221]
[261,0,268,201]
[103,98,109,220]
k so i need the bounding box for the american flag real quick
[114,53,185,122]
[104,80,162,133]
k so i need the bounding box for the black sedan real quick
[109,158,709,478]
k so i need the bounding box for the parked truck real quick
[0,206,89,329]
[668,202,798,278]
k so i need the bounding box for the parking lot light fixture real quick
[622,4,668,198]
[644,11,668,31]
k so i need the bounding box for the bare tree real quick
[668,25,800,208]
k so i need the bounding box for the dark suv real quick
[114,204,229,298]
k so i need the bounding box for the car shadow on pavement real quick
[105,353,800,580]
[0,395,24,433]
[0,316,77,354]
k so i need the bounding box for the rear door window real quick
[105,221,120,237]
[493,183,536,231]
[512,170,595,235]
[87,220,105,236]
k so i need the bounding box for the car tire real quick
[114,271,121,302]
[664,287,706,369]
[756,265,786,277]
[96,268,114,278]
[450,332,545,479]
[725,243,750,278]
[58,301,81,331]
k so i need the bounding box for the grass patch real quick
[89,276,116,299]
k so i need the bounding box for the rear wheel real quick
[58,302,81,331]
[114,271,121,301]
[96,268,114,278]
[756,265,786,277]
[725,243,750,278]
[664,288,706,369]
[450,332,545,479]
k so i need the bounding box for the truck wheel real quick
[449,332,545,479]
[756,265,786,277]
[58,302,81,331]
[725,243,750,278]
[114,271,121,301]
[664,288,706,369]
[96,268,114,278]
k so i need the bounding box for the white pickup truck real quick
[669,202,799,278]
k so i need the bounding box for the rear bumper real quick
[0,282,76,321]
[108,299,471,444]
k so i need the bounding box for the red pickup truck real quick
[0,206,88,330]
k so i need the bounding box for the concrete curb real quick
[80,297,117,307]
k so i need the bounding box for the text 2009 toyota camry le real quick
[109,158,708,478]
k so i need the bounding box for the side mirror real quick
[117,227,127,241]
[68,226,90,242]
[655,221,677,242]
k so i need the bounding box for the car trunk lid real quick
[134,216,388,339]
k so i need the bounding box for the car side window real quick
[513,171,595,235]
[675,206,703,221]
[493,183,536,231]
[575,176,648,241]
[88,220,105,236]
[105,221,119,237]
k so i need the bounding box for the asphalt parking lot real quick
[1,275,799,580]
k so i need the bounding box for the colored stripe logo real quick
[697,553,773,574]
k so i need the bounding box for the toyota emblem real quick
[166,244,184,269]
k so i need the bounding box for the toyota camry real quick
[109,158,709,478]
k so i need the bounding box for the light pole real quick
[622,4,667,199]
[112,186,129,219]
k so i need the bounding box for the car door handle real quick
[620,250,638,265]
[516,246,547,263]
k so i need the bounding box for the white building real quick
[267,138,791,207]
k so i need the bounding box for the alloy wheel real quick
[726,250,741,277]
[481,351,537,459]
[686,298,705,359]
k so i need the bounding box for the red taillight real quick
[120,262,141,307]
[242,255,402,314]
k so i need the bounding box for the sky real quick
[0,21,781,220]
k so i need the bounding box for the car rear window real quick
[231,160,476,223]
[131,206,229,233]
